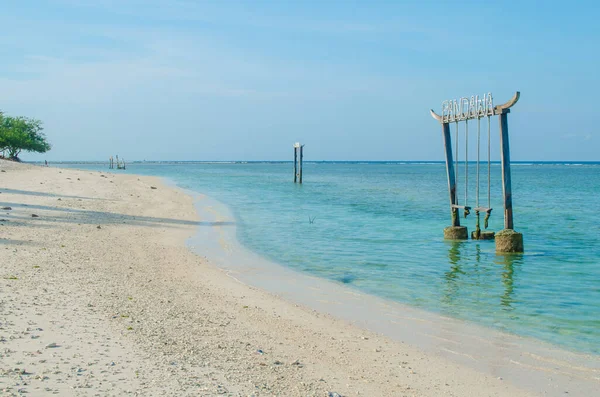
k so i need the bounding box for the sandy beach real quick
[0,160,597,396]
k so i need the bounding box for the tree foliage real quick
[0,112,51,161]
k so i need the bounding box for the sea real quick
[54,161,600,356]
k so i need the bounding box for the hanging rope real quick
[474,117,481,239]
[476,117,480,209]
[487,116,491,208]
[464,120,470,218]
[484,115,492,229]
[455,121,459,206]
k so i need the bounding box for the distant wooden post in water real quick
[293,142,304,183]
[430,92,524,253]
[110,155,126,170]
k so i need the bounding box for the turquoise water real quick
[57,162,600,354]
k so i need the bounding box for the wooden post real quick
[299,145,303,184]
[294,147,298,183]
[442,123,460,226]
[293,143,304,183]
[498,110,513,230]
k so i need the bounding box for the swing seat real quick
[451,205,471,210]
[474,207,492,213]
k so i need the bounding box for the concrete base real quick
[471,230,495,240]
[444,226,468,240]
[495,229,524,253]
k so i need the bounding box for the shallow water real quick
[56,161,600,355]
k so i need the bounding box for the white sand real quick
[0,160,597,396]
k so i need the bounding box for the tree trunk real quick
[8,147,20,159]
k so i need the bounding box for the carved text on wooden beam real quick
[441,93,494,123]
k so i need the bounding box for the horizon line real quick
[25,160,600,164]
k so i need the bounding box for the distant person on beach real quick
[45,160,48,167]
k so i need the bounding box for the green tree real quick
[0,115,51,160]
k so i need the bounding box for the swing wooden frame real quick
[430,92,520,238]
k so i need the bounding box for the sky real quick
[1,0,599,161]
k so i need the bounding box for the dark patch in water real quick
[363,261,388,268]
[338,274,357,284]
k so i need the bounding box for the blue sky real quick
[1,0,598,161]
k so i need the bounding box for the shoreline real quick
[1,159,598,396]
[186,190,600,392]
[52,160,600,356]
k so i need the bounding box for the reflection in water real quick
[442,241,522,313]
[475,243,481,264]
[442,241,467,305]
[495,253,523,311]
[446,241,466,279]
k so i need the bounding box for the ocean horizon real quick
[34,160,600,165]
